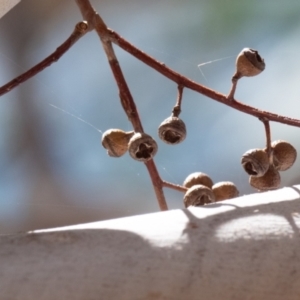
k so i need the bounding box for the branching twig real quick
[0,21,89,97]
[76,0,168,210]
[106,29,300,128]
[2,0,300,210]
[76,0,143,133]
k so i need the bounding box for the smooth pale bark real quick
[1,185,300,300]
[0,0,20,19]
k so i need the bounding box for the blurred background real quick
[0,0,300,233]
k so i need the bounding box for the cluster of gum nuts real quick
[101,47,297,208]
[101,114,187,162]
[241,140,297,190]
[182,172,239,207]
[101,115,239,207]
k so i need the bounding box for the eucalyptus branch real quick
[1,0,298,210]
[106,30,300,128]
[75,0,168,210]
[60,4,300,128]
[81,7,144,132]
[73,0,299,207]
[145,160,168,211]
[0,21,89,97]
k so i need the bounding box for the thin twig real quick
[76,0,143,132]
[1,6,299,128]
[75,0,168,211]
[172,85,183,117]
[227,76,239,100]
[106,29,300,128]
[162,180,188,193]
[0,21,90,97]
[145,161,168,211]
[260,117,272,161]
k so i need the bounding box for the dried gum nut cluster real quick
[241,140,297,190]
[101,129,157,162]
[101,113,187,161]
[183,172,239,207]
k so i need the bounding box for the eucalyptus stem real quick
[0,21,89,97]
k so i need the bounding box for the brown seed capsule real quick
[101,129,134,157]
[250,165,281,191]
[241,148,269,177]
[235,48,265,79]
[128,132,158,162]
[212,181,239,202]
[183,172,213,189]
[158,116,186,145]
[272,140,297,171]
[183,184,215,208]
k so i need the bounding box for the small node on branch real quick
[75,21,89,33]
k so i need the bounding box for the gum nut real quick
[102,129,134,157]
[183,184,215,207]
[212,181,239,202]
[128,132,158,162]
[241,148,269,177]
[250,165,281,191]
[158,116,186,145]
[183,172,213,189]
[272,140,297,171]
[236,48,265,77]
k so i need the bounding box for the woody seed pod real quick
[183,172,213,189]
[101,129,134,157]
[158,116,186,145]
[235,48,265,78]
[250,165,281,191]
[272,140,297,171]
[212,181,239,202]
[183,184,215,208]
[128,132,158,162]
[241,148,269,177]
